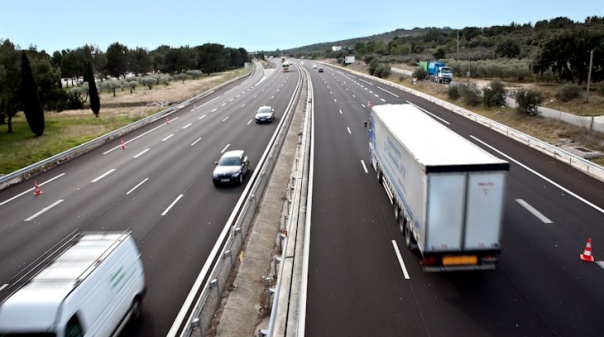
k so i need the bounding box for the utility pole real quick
[586,49,593,102]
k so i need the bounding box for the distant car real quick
[212,150,250,186]
[318,67,324,73]
[312,64,317,69]
[255,105,275,123]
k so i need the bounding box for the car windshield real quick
[258,107,271,114]
[218,156,241,166]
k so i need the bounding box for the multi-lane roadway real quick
[0,62,301,337]
[303,61,604,337]
[2,59,604,337]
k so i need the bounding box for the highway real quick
[0,62,302,337]
[3,60,604,337]
[303,62,604,337]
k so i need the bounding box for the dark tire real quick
[131,299,142,320]
[404,221,418,252]
[394,203,400,220]
[239,174,244,184]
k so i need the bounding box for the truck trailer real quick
[420,60,453,84]
[0,231,147,336]
[369,104,509,271]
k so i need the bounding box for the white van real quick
[0,231,147,337]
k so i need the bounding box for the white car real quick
[312,64,317,69]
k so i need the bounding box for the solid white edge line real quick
[126,178,149,195]
[91,169,115,183]
[472,136,604,215]
[161,194,183,216]
[25,199,64,222]
[392,240,410,280]
[516,199,553,223]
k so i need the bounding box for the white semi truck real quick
[369,104,509,271]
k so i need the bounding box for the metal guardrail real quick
[339,66,604,182]
[169,64,305,337]
[258,65,313,337]
[0,66,259,191]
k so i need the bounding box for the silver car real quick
[212,150,250,186]
[255,106,275,123]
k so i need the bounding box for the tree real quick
[483,80,507,107]
[128,47,152,76]
[105,42,129,79]
[86,61,100,116]
[494,38,521,58]
[515,89,542,116]
[196,43,226,75]
[532,28,604,84]
[433,46,446,59]
[20,52,45,136]
[0,39,21,132]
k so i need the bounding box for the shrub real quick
[460,82,482,106]
[556,83,581,102]
[597,83,604,97]
[412,67,427,80]
[515,89,542,116]
[374,64,391,78]
[483,80,507,107]
[448,83,462,100]
[368,58,380,75]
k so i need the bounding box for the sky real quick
[1,0,602,54]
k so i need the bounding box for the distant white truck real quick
[0,231,147,336]
[369,104,509,271]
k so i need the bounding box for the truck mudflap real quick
[421,252,500,272]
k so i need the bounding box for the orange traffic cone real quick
[33,180,42,196]
[580,238,595,262]
[120,138,126,150]
[166,117,170,125]
[367,101,372,108]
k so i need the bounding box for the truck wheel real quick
[131,298,142,320]
[398,216,405,234]
[377,169,383,184]
[394,204,400,221]
[404,222,418,252]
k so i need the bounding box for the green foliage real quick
[141,76,158,90]
[368,58,380,75]
[482,80,507,107]
[413,67,427,80]
[448,83,462,100]
[556,83,582,102]
[374,64,391,78]
[66,90,85,109]
[459,82,482,106]
[494,38,521,58]
[598,83,604,97]
[433,46,446,60]
[532,28,604,84]
[20,52,45,136]
[363,54,376,65]
[86,61,100,116]
[515,89,542,116]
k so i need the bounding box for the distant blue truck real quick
[420,60,453,84]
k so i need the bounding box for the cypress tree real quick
[86,61,100,117]
[20,52,45,136]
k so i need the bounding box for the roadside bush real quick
[374,64,391,78]
[412,67,427,80]
[460,82,482,106]
[363,54,376,65]
[368,58,380,75]
[597,83,604,97]
[483,80,507,108]
[448,83,462,100]
[556,83,581,102]
[515,89,542,116]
